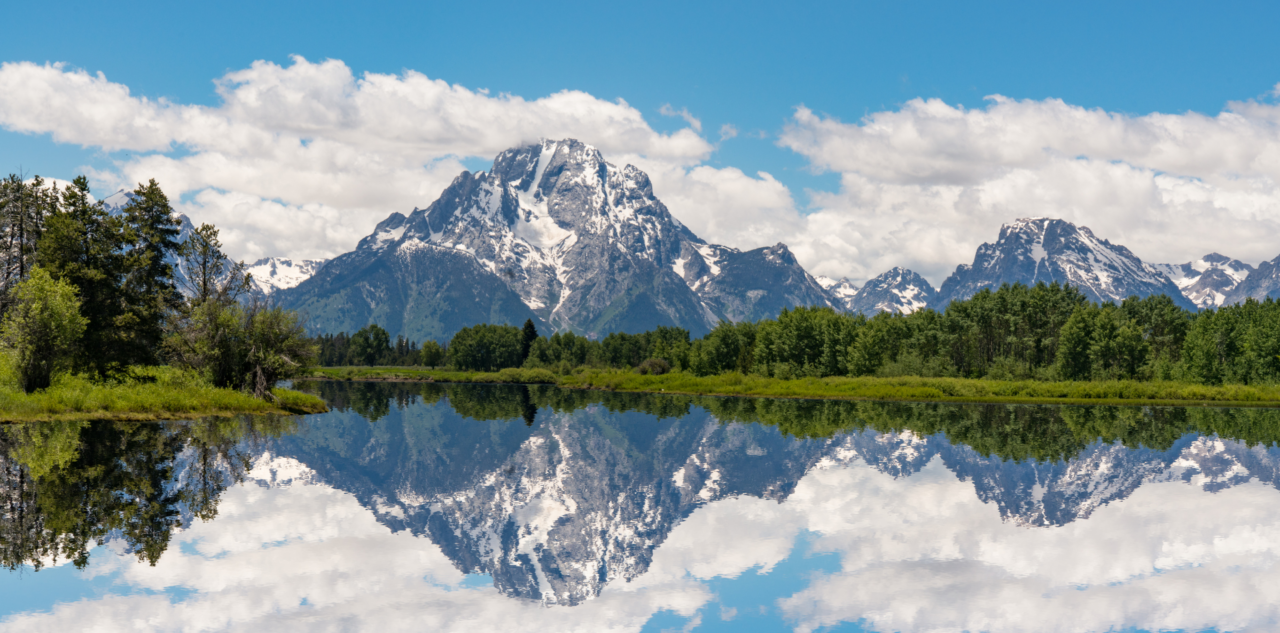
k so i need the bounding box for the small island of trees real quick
[0,175,321,419]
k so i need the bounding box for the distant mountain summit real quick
[246,258,327,296]
[933,218,1196,310]
[279,139,832,339]
[1151,254,1254,309]
[816,276,860,309]
[847,267,937,315]
[1223,253,1280,305]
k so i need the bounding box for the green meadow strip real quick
[0,370,327,423]
[307,366,1280,407]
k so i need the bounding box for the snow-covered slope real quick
[933,218,1195,310]
[1151,253,1253,309]
[246,257,327,296]
[817,276,860,311]
[281,139,835,339]
[845,267,937,315]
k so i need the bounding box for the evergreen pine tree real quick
[37,176,128,377]
[118,179,183,365]
[521,318,538,363]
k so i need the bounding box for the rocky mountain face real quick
[818,268,936,316]
[246,257,327,297]
[249,386,1280,606]
[273,212,546,343]
[278,139,833,340]
[1223,253,1280,305]
[816,275,860,309]
[1152,253,1254,309]
[682,242,834,322]
[933,218,1197,310]
[849,267,936,315]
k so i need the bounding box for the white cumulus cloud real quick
[0,58,789,262]
[779,93,1280,284]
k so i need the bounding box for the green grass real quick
[308,366,1280,407]
[0,366,328,423]
[310,366,558,384]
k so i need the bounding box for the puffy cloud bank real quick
[779,93,1280,283]
[3,57,1280,282]
[0,57,791,262]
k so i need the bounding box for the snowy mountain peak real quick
[817,275,861,306]
[844,267,937,315]
[279,139,835,338]
[1223,252,1280,305]
[1152,253,1255,308]
[934,217,1195,310]
[247,257,328,296]
[99,189,135,212]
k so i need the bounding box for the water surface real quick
[4,382,1280,632]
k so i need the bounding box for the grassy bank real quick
[307,366,1280,407]
[0,367,328,423]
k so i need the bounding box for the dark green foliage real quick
[1,268,88,392]
[166,223,316,399]
[35,177,130,376]
[448,323,525,371]
[1182,299,1280,385]
[524,331,598,369]
[0,415,294,571]
[314,330,424,366]
[420,340,445,367]
[521,319,538,363]
[117,179,183,365]
[0,175,55,311]
[635,358,671,375]
[323,280,1275,388]
[687,321,757,376]
[349,324,392,366]
[753,306,861,378]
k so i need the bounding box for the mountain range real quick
[121,139,1276,339]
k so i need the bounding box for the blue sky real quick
[2,0,1279,282]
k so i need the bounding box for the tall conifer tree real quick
[37,176,127,376]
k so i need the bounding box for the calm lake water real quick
[5,382,1280,632]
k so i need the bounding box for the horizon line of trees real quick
[0,174,315,396]
[321,282,1280,386]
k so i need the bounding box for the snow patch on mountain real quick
[247,257,328,295]
[1151,253,1253,308]
[934,218,1195,310]
[842,267,936,315]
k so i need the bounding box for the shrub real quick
[635,358,671,375]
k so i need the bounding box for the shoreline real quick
[302,367,1280,409]
[0,387,328,424]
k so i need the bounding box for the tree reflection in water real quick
[305,379,1280,462]
[0,415,295,571]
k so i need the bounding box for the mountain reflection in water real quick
[3,382,1280,632]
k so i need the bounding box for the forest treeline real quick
[0,175,314,396]
[320,282,1280,386]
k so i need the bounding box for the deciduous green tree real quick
[1,267,88,392]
